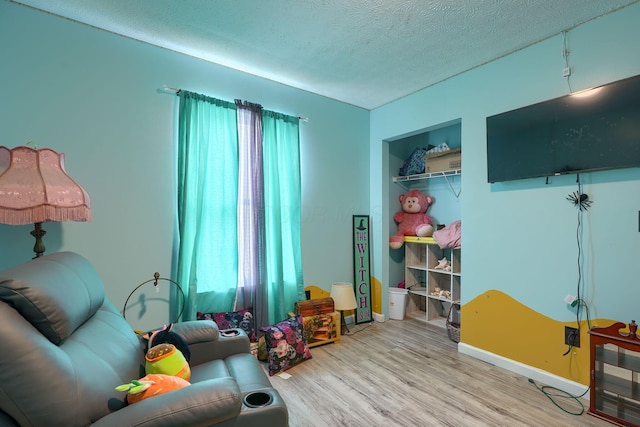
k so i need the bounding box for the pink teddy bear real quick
[389,189,434,249]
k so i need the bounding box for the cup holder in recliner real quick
[220,329,240,337]
[243,391,273,408]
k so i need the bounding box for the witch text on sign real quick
[352,215,372,324]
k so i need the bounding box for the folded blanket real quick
[433,220,461,249]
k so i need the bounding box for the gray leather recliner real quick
[0,251,288,427]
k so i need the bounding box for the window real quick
[175,91,304,328]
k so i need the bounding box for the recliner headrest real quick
[0,252,105,345]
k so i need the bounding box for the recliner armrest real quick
[172,320,220,344]
[90,377,241,427]
[172,321,251,365]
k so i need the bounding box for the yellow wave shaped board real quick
[370,276,382,315]
[463,289,617,385]
[305,285,330,300]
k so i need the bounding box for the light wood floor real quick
[267,318,611,427]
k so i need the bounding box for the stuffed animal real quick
[145,323,191,363]
[145,343,191,381]
[116,374,190,404]
[389,189,434,249]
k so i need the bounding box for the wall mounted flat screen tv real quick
[486,73,640,183]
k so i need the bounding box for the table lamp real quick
[330,282,357,334]
[0,145,91,258]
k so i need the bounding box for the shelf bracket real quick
[442,173,461,198]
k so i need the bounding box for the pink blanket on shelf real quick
[433,220,461,249]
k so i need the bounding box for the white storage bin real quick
[389,287,408,320]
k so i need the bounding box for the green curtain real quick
[262,110,304,325]
[174,91,303,326]
[176,91,238,320]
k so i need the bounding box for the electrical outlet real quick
[564,294,577,306]
[563,67,571,77]
[565,326,580,347]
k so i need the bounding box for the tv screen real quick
[486,74,640,183]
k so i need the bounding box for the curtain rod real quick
[161,86,308,122]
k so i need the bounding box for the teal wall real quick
[0,1,369,330]
[2,0,640,369]
[371,2,640,330]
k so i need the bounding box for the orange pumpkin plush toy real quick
[116,374,190,404]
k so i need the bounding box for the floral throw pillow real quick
[260,315,312,376]
[197,308,256,342]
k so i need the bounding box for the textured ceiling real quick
[11,0,640,109]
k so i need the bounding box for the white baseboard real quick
[373,312,385,322]
[458,343,590,400]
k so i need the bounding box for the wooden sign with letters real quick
[352,215,372,324]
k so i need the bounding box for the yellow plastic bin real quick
[389,287,408,320]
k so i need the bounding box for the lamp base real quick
[340,310,350,335]
[30,222,46,259]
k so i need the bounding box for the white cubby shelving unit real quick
[403,236,461,329]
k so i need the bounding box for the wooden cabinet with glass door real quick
[589,321,640,426]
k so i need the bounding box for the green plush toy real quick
[145,343,191,381]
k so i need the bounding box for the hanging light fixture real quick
[0,145,91,258]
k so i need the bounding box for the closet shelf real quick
[392,169,461,197]
[392,169,461,184]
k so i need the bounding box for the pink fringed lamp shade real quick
[0,146,91,225]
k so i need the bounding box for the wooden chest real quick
[295,297,335,317]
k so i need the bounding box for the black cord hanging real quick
[562,174,594,356]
